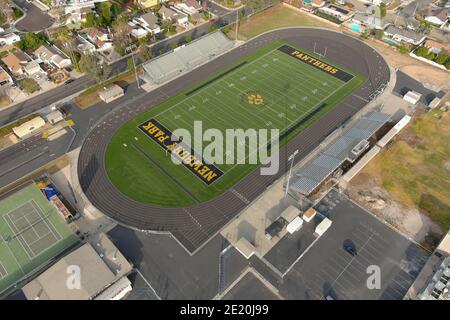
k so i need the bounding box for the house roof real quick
[35,45,68,66]
[22,242,117,300]
[140,12,159,27]
[159,6,177,18]
[85,27,108,40]
[2,53,24,73]
[424,5,450,22]
[184,0,202,9]
[0,66,12,83]
[385,25,426,42]
[424,39,450,52]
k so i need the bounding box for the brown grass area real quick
[74,70,141,109]
[227,4,336,40]
[352,109,450,231]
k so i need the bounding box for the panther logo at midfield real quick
[247,93,263,105]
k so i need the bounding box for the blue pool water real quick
[349,23,361,33]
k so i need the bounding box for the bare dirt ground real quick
[368,40,450,90]
[347,107,450,250]
[347,174,442,250]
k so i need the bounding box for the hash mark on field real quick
[240,76,247,80]
[189,105,196,111]
[262,63,269,68]
[251,70,257,74]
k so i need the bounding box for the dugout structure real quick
[140,31,234,85]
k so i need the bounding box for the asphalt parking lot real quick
[222,271,281,300]
[277,190,430,300]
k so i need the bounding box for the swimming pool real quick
[349,23,361,33]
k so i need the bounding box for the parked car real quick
[344,244,357,256]
[63,79,74,85]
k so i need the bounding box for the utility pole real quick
[235,9,239,41]
[128,35,140,89]
[285,149,299,198]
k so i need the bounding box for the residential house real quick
[65,5,96,24]
[302,0,325,8]
[159,6,189,25]
[175,12,189,25]
[0,33,21,46]
[133,13,161,36]
[139,0,169,9]
[34,45,71,69]
[424,39,450,55]
[0,66,13,86]
[352,13,387,29]
[83,27,113,51]
[1,51,29,75]
[159,6,178,21]
[384,25,427,45]
[74,35,96,54]
[174,0,202,15]
[23,61,43,76]
[423,5,450,27]
[317,4,355,22]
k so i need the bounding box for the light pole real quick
[128,34,140,89]
[285,149,298,198]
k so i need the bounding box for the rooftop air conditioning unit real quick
[351,139,369,157]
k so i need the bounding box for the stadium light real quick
[285,149,299,198]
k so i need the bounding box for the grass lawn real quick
[228,5,335,40]
[105,40,364,207]
[361,109,450,231]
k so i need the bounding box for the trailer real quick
[287,216,304,234]
[315,217,332,236]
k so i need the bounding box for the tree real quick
[97,2,112,27]
[434,53,448,65]
[127,58,134,71]
[379,3,387,18]
[161,19,175,34]
[138,45,152,62]
[16,32,48,51]
[374,29,384,40]
[53,27,78,70]
[112,19,132,55]
[185,34,192,43]
[418,19,433,34]
[78,54,110,83]
[415,45,429,57]
[398,44,409,54]
[82,12,98,28]
[444,59,450,70]
[209,23,218,33]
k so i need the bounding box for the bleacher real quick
[141,31,234,85]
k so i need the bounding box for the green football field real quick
[0,184,77,295]
[105,40,365,207]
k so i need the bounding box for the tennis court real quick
[0,183,78,296]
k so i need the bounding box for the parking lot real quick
[276,190,430,300]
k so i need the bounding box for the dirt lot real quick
[368,40,450,90]
[348,107,450,250]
